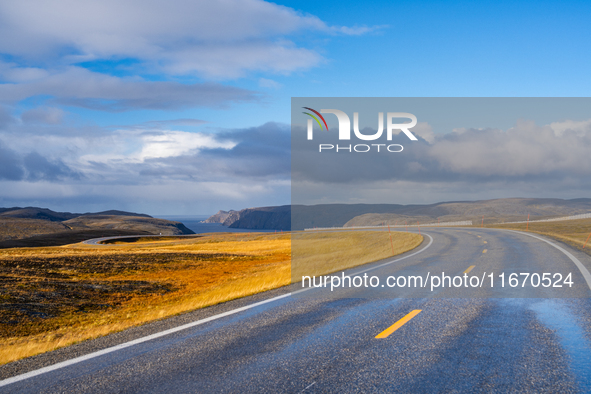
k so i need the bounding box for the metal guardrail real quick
[304,220,473,231]
[502,212,591,224]
[303,212,591,231]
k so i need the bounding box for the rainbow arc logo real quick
[302,107,328,131]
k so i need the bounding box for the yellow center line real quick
[375,310,422,338]
[477,235,481,238]
[464,265,476,274]
[483,241,487,244]
[483,249,487,253]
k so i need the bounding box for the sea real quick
[158,215,277,234]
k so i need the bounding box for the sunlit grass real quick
[291,230,423,280]
[489,218,591,256]
[0,231,421,365]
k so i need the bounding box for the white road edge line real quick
[505,229,591,291]
[0,232,434,387]
[349,233,433,277]
[0,293,293,387]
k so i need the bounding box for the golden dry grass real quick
[291,230,423,280]
[489,218,591,256]
[0,231,422,365]
[0,233,289,365]
[0,218,68,241]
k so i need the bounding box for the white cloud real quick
[259,78,282,89]
[293,116,591,207]
[0,119,290,184]
[0,66,259,110]
[0,0,374,79]
[129,130,234,161]
[139,119,208,128]
[411,121,435,143]
[0,121,292,214]
[549,119,591,137]
[330,25,389,36]
[0,178,290,215]
[0,61,49,82]
[429,119,591,176]
[0,0,323,50]
[0,1,383,112]
[21,106,64,124]
[76,129,235,167]
[161,41,322,79]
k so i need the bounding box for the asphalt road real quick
[81,234,202,245]
[3,228,591,393]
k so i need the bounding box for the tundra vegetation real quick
[489,217,591,257]
[0,230,421,364]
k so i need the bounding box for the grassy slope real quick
[0,218,69,242]
[488,218,591,257]
[291,230,422,279]
[0,231,421,365]
[0,215,194,249]
[0,229,155,249]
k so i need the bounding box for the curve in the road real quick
[0,233,434,387]
[3,228,591,392]
[505,229,591,290]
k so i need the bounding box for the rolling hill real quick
[0,207,194,248]
[205,198,591,230]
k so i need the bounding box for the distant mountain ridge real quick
[203,207,291,230]
[206,198,591,231]
[343,198,591,227]
[201,210,237,224]
[0,207,194,247]
[0,207,151,221]
[227,206,291,230]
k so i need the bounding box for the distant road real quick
[3,228,591,392]
[82,234,202,245]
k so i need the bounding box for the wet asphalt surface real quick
[2,228,591,393]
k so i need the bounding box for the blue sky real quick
[0,0,590,215]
